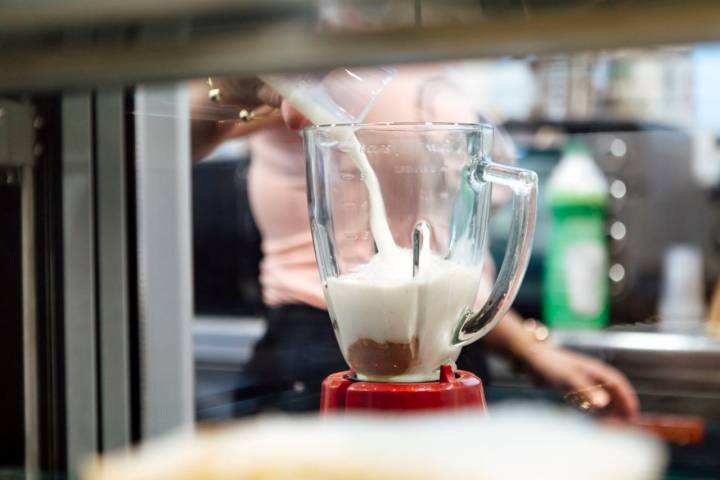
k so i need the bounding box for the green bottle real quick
[543,139,609,329]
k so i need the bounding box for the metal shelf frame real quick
[2,1,720,91]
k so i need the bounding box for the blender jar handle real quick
[453,161,538,347]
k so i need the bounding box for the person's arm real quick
[189,79,285,162]
[483,310,639,417]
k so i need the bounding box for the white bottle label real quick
[563,242,605,316]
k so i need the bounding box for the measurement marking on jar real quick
[361,144,391,154]
[343,231,371,241]
[394,165,443,174]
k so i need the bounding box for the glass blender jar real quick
[304,122,537,383]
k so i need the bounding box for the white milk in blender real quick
[326,251,481,381]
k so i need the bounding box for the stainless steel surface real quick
[194,317,265,366]
[486,328,720,422]
[22,164,39,475]
[0,0,308,34]
[4,1,720,91]
[4,98,42,477]
[594,131,706,274]
[0,100,33,166]
[552,328,720,391]
[590,130,717,320]
[135,84,194,439]
[61,93,97,472]
[552,329,720,356]
[96,90,131,451]
[555,329,720,420]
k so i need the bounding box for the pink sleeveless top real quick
[247,65,512,308]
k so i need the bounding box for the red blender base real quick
[320,365,486,413]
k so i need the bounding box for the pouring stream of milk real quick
[263,78,398,255]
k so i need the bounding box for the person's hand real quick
[209,77,267,107]
[253,84,309,130]
[205,77,309,130]
[279,102,310,130]
[191,76,312,160]
[522,343,639,418]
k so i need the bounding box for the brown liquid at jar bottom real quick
[347,337,419,376]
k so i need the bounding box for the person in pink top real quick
[191,65,638,416]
